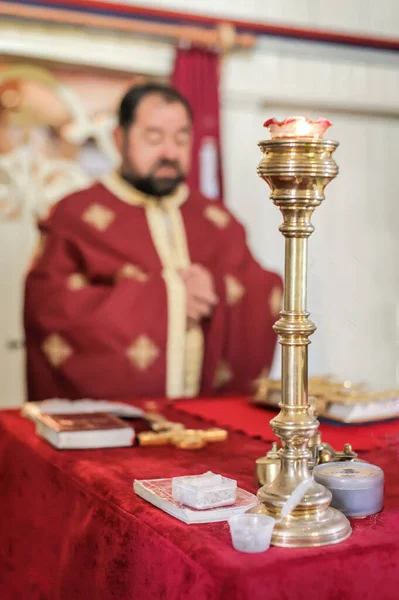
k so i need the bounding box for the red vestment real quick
[24,174,282,401]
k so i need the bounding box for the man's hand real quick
[179,264,218,324]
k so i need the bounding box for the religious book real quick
[21,398,144,422]
[35,412,135,449]
[320,394,399,424]
[134,475,259,524]
[253,376,399,424]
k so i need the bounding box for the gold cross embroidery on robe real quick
[253,367,270,402]
[67,273,89,290]
[269,286,283,317]
[42,334,73,367]
[126,335,160,371]
[224,274,245,305]
[213,360,233,389]
[116,263,149,282]
[204,205,230,229]
[82,203,115,232]
[28,233,47,272]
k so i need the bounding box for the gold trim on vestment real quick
[102,171,204,398]
[101,171,188,209]
[145,204,187,398]
[167,205,204,398]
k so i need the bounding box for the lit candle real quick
[264,116,332,140]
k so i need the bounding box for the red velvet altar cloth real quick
[173,396,399,452]
[1,400,398,600]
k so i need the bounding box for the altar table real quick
[0,396,398,600]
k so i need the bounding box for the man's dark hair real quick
[118,83,193,129]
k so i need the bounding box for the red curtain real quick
[171,44,224,202]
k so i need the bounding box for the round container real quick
[228,514,275,553]
[313,461,384,518]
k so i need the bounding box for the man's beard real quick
[121,158,185,197]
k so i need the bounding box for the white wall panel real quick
[223,44,399,114]
[109,0,399,38]
[222,103,398,388]
[0,214,37,407]
[0,22,173,76]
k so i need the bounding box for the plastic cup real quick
[228,514,275,553]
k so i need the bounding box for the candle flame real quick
[264,116,332,140]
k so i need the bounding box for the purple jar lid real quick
[313,461,384,490]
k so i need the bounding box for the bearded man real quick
[24,83,282,401]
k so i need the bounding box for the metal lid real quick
[313,461,384,490]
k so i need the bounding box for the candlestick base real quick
[248,481,351,548]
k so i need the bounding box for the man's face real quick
[116,93,192,196]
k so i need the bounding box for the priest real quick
[24,83,283,401]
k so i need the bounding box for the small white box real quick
[172,472,237,510]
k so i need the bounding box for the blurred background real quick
[0,0,398,406]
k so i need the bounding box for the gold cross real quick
[138,427,228,450]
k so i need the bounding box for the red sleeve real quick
[24,219,169,401]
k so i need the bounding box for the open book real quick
[21,398,144,422]
[134,475,259,524]
[35,412,135,449]
[322,395,399,423]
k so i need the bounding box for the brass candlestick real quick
[249,118,351,547]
